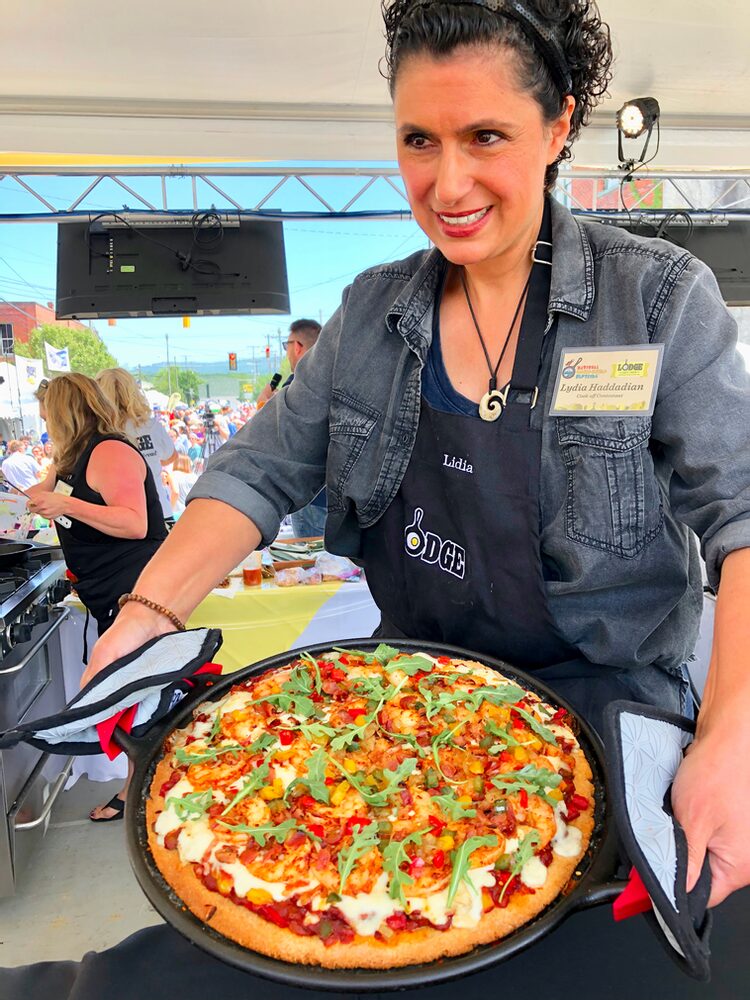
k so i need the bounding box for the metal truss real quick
[1,165,750,223]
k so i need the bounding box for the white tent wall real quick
[1,1,749,169]
[0,362,43,440]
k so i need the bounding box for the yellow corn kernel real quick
[547,788,564,802]
[354,714,368,726]
[275,749,295,761]
[331,780,350,807]
[343,759,358,774]
[527,738,543,751]
[246,888,274,905]
[364,774,378,787]
[497,707,511,725]
[482,889,494,912]
[437,834,455,851]
[467,760,484,775]
[513,747,528,763]
[216,872,234,895]
[457,795,473,808]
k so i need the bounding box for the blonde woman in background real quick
[26,374,168,822]
[95,367,176,524]
[165,452,198,518]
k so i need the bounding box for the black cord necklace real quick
[459,266,533,422]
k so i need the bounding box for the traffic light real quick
[265,346,271,359]
[228,352,237,371]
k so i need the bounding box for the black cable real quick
[86,210,240,278]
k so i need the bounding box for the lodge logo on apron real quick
[404,508,466,580]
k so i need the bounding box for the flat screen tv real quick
[610,216,750,306]
[56,215,290,318]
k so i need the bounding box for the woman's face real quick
[393,47,573,272]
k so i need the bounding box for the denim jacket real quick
[190,198,750,673]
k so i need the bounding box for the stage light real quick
[617,97,661,171]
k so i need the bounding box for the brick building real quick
[0,301,89,354]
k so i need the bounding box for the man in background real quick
[257,319,326,538]
[2,440,42,490]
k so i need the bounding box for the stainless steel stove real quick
[0,541,71,897]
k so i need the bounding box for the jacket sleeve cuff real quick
[704,518,750,590]
[185,470,282,547]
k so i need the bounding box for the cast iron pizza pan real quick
[116,638,623,993]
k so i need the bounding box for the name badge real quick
[549,345,663,417]
[54,481,73,496]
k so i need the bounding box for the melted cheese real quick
[552,802,583,858]
[220,691,256,714]
[154,778,194,842]
[336,873,399,937]
[214,858,317,901]
[177,817,215,863]
[409,866,495,930]
[273,763,298,790]
[520,856,548,889]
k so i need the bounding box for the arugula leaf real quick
[174,743,243,766]
[208,708,223,742]
[167,790,213,822]
[382,828,430,904]
[247,732,277,755]
[285,747,330,804]
[372,643,400,665]
[483,719,522,752]
[380,727,428,757]
[328,756,417,807]
[297,721,337,743]
[446,835,498,907]
[329,724,365,753]
[220,761,270,816]
[511,830,541,875]
[431,787,477,820]
[497,830,542,906]
[217,818,298,846]
[337,821,380,894]
[421,688,466,721]
[463,683,526,710]
[431,720,468,784]
[298,651,323,695]
[332,646,373,663]
[491,764,562,806]
[384,654,433,676]
[512,707,559,747]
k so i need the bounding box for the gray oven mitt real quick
[0,628,222,756]
[604,701,712,982]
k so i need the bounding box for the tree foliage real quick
[150,366,202,403]
[14,323,119,378]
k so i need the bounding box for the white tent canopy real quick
[2,0,749,170]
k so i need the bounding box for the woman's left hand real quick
[26,492,71,519]
[671,730,750,906]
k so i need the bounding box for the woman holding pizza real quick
[84,1,750,907]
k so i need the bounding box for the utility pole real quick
[165,332,172,394]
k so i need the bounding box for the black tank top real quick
[56,433,167,617]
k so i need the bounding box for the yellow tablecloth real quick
[185,577,378,672]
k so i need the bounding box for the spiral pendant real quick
[478,389,505,422]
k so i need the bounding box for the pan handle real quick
[575,877,627,909]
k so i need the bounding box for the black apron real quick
[361,206,687,732]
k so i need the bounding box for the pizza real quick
[147,645,594,968]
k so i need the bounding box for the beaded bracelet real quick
[117,593,186,632]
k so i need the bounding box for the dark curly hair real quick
[381,0,613,191]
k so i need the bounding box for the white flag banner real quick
[17,356,44,388]
[44,342,71,372]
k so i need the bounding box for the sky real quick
[0,162,429,371]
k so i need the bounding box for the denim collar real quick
[386,198,595,360]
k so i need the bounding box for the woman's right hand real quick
[81,604,176,688]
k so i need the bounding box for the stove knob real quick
[32,604,50,624]
[49,580,71,604]
[9,623,33,645]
